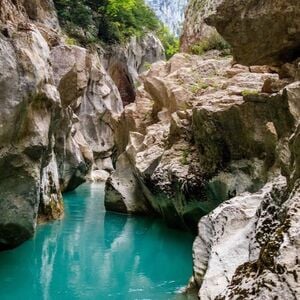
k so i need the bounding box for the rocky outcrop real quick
[178,1,300,298]
[0,0,65,250]
[104,26,300,296]
[182,0,300,65]
[105,34,165,105]
[180,0,219,52]
[189,157,300,299]
[104,51,298,231]
[50,45,123,188]
[0,0,123,250]
[207,0,300,65]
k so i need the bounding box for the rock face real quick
[106,34,165,106]
[145,0,188,35]
[181,0,300,65]
[0,0,124,250]
[0,0,64,250]
[104,50,298,231]
[178,1,300,298]
[180,0,220,52]
[105,14,300,296]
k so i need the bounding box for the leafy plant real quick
[241,90,259,97]
[190,33,231,56]
[53,0,180,60]
[180,149,190,165]
[54,0,163,45]
[65,36,78,46]
[157,25,179,59]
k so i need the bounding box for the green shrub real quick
[241,90,259,97]
[157,26,179,59]
[54,0,162,45]
[190,33,231,56]
[65,36,78,46]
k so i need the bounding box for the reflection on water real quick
[0,184,194,300]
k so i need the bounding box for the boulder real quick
[206,0,300,65]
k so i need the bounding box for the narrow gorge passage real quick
[0,184,194,300]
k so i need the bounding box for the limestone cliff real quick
[145,0,188,35]
[105,0,300,298]
[0,0,163,250]
[105,33,165,106]
[181,0,300,66]
[180,0,219,52]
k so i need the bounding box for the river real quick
[0,183,194,300]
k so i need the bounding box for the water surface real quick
[0,183,194,300]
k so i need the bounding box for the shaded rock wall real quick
[180,0,220,52]
[181,0,300,65]
[0,0,124,249]
[106,34,165,106]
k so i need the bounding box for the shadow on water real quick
[0,183,195,300]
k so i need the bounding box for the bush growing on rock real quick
[54,0,179,59]
[190,32,231,56]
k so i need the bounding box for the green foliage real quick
[241,90,259,97]
[180,149,190,165]
[104,0,160,43]
[157,26,179,59]
[190,33,231,56]
[54,0,93,29]
[54,0,163,45]
[53,0,180,59]
[65,36,78,46]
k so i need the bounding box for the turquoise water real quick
[0,183,195,300]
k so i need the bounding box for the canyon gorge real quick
[0,0,299,299]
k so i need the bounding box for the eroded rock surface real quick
[105,51,298,231]
[180,0,220,52]
[208,0,300,65]
[106,34,165,105]
[0,0,124,249]
[177,1,300,298]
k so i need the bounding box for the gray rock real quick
[206,0,300,65]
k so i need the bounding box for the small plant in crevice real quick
[143,62,152,71]
[241,89,259,97]
[190,32,231,56]
[180,149,190,165]
[190,81,209,94]
[65,36,78,46]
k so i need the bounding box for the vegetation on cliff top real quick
[54,0,179,58]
